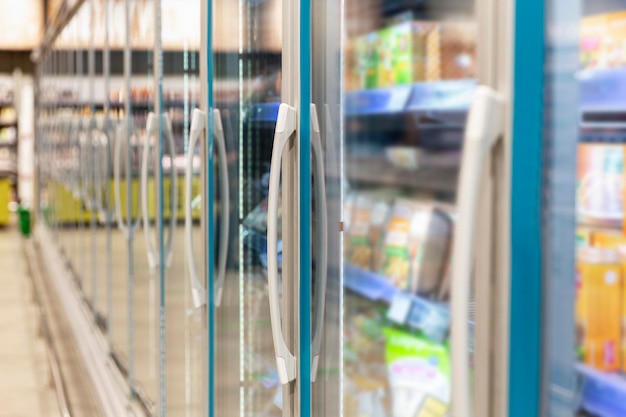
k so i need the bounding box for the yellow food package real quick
[577,248,621,371]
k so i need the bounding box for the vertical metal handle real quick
[141,112,178,269]
[162,113,178,268]
[310,104,328,382]
[451,85,504,417]
[141,112,159,269]
[213,108,230,307]
[185,109,206,308]
[268,103,297,385]
[185,108,230,309]
[114,122,141,239]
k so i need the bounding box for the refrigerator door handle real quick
[162,113,178,268]
[267,103,297,385]
[114,122,141,239]
[185,108,207,308]
[213,108,230,307]
[141,112,159,269]
[451,85,504,417]
[310,104,328,383]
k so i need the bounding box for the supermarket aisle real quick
[0,225,60,417]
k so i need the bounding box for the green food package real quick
[377,27,395,88]
[384,328,450,417]
[364,32,380,89]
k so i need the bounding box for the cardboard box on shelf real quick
[577,247,622,371]
[592,231,626,373]
[440,22,477,80]
[364,32,380,90]
[580,11,626,70]
[576,144,624,229]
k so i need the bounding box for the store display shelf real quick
[345,153,458,192]
[576,363,626,417]
[579,131,626,144]
[576,217,623,231]
[345,79,476,117]
[344,264,449,341]
[580,67,626,109]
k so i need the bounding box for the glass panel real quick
[93,0,113,335]
[212,0,284,416]
[127,0,159,409]
[543,1,626,415]
[311,1,477,417]
[109,0,132,398]
[160,0,205,415]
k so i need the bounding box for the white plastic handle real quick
[451,85,504,417]
[267,103,297,385]
[162,113,178,268]
[114,122,141,239]
[310,104,328,383]
[185,108,231,309]
[141,112,159,269]
[185,108,207,308]
[141,112,178,269]
[214,108,230,308]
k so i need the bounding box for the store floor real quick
[0,223,60,417]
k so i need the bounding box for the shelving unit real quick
[0,99,16,225]
[576,364,626,417]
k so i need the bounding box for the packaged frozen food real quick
[346,194,392,271]
[377,27,396,88]
[576,247,622,371]
[380,200,451,296]
[576,227,595,248]
[383,328,450,417]
[347,195,375,268]
[576,144,624,228]
[363,32,380,89]
[580,12,626,70]
[440,22,477,80]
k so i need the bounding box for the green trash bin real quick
[18,207,30,237]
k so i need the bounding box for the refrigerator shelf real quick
[345,79,476,118]
[344,264,450,342]
[345,154,458,192]
[576,364,626,417]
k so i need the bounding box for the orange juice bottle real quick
[577,247,621,371]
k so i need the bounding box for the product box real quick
[577,247,622,371]
[346,194,392,271]
[383,328,450,417]
[392,21,435,85]
[576,143,624,228]
[580,11,626,70]
[363,32,380,90]
[380,200,451,297]
[440,22,477,80]
[377,27,396,88]
[577,227,595,248]
[593,231,626,372]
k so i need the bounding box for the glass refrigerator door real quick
[211,0,299,416]
[541,2,626,416]
[109,0,134,400]
[128,0,159,410]
[308,1,512,417]
[159,0,206,415]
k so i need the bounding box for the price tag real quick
[387,292,413,324]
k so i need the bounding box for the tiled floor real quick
[0,224,60,417]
